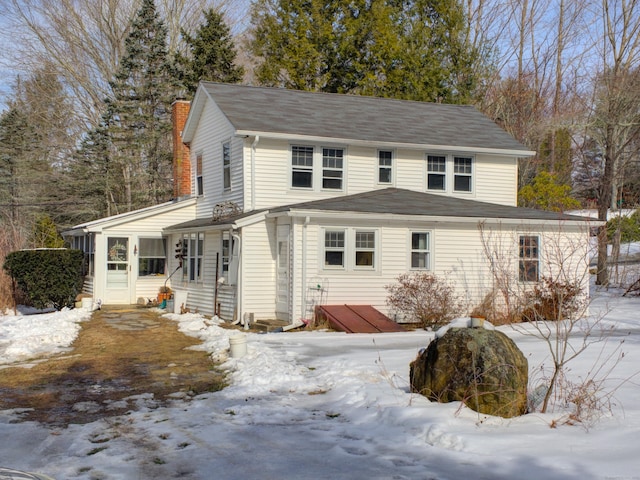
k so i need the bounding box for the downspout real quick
[301,216,310,320]
[231,232,242,325]
[251,136,259,211]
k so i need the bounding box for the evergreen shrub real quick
[3,249,84,310]
[606,210,640,243]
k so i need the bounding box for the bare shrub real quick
[386,272,464,329]
[521,276,586,322]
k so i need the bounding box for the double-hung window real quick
[323,228,378,271]
[454,156,472,192]
[378,150,393,184]
[322,148,343,190]
[196,154,203,196]
[138,238,166,276]
[324,230,345,268]
[411,232,430,269]
[519,235,539,282]
[182,232,204,282]
[291,145,314,188]
[355,231,375,268]
[221,231,230,275]
[222,142,231,190]
[427,155,446,191]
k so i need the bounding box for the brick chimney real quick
[172,100,192,198]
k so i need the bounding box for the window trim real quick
[354,230,376,270]
[321,228,379,272]
[138,237,167,277]
[425,153,475,194]
[323,229,346,269]
[519,235,540,283]
[222,142,231,191]
[410,231,431,270]
[427,154,447,192]
[453,156,473,193]
[322,147,344,190]
[221,231,230,275]
[291,145,314,189]
[290,144,347,192]
[378,150,393,185]
[181,232,205,283]
[195,153,203,196]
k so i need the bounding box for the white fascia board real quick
[268,209,596,228]
[164,211,268,234]
[235,130,536,158]
[71,198,197,234]
[233,211,268,228]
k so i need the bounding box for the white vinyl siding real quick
[190,100,244,218]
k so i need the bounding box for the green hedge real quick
[3,249,84,311]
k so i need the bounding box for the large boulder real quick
[410,327,528,418]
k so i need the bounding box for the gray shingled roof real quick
[272,188,592,221]
[200,82,531,153]
[165,189,592,231]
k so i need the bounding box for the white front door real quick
[105,236,130,304]
[276,224,290,319]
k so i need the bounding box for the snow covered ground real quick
[1,285,639,480]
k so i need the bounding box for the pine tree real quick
[105,0,177,213]
[0,104,42,224]
[176,8,244,95]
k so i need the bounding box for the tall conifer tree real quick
[176,8,244,95]
[105,0,177,213]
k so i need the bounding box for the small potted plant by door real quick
[158,286,172,304]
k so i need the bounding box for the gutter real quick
[235,130,535,158]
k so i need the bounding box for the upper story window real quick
[454,156,472,192]
[223,142,231,190]
[427,155,446,191]
[196,154,203,196]
[426,154,474,194]
[378,150,393,184]
[411,232,430,269]
[322,148,344,190]
[291,145,314,188]
[519,235,539,282]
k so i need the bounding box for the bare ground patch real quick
[0,307,225,426]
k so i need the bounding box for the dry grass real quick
[0,307,225,426]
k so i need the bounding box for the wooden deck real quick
[316,305,405,333]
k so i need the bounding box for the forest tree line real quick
[0,0,639,288]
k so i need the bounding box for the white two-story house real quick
[65,82,593,325]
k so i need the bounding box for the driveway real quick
[0,307,224,426]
